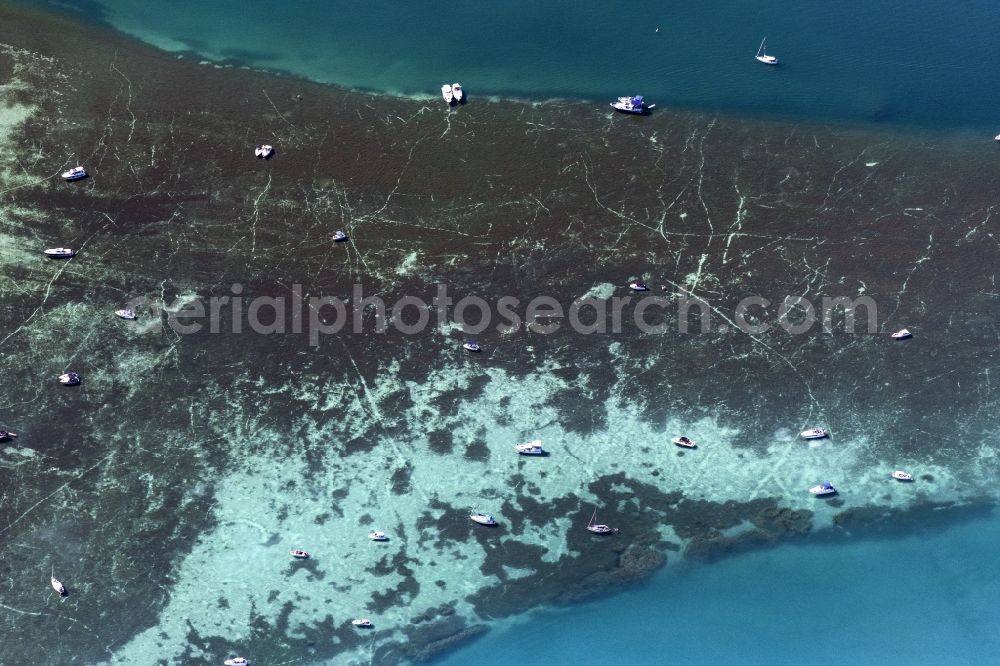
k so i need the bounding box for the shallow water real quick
[1,4,1000,665]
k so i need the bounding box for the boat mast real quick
[758,37,766,57]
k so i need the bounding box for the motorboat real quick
[890,329,912,339]
[44,248,75,258]
[224,659,249,666]
[368,531,388,541]
[995,134,1000,142]
[629,281,649,292]
[891,470,914,481]
[755,38,778,65]
[586,508,617,534]
[470,511,497,526]
[672,436,696,449]
[59,372,82,386]
[514,439,545,455]
[61,166,88,181]
[800,427,828,440]
[0,430,17,441]
[452,83,464,103]
[333,230,348,242]
[610,95,651,115]
[51,576,66,595]
[352,619,373,627]
[441,84,454,104]
[809,482,837,496]
[115,309,137,320]
[463,340,481,352]
[289,549,310,559]
[254,145,274,159]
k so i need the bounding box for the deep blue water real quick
[443,510,1000,665]
[42,0,1000,130]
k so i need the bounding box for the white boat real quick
[671,436,696,449]
[995,134,1000,142]
[463,340,481,352]
[352,619,373,627]
[452,83,464,103]
[441,84,454,104]
[470,511,497,526]
[289,549,310,559]
[51,576,66,595]
[224,659,249,666]
[809,482,837,496]
[756,38,778,65]
[59,372,81,386]
[44,248,75,258]
[0,430,16,440]
[333,230,348,242]
[800,427,828,440]
[61,166,88,181]
[586,508,617,534]
[891,470,914,481]
[115,309,137,320]
[254,144,274,159]
[890,329,912,339]
[629,281,649,292]
[368,531,388,541]
[514,439,545,455]
[610,95,651,114]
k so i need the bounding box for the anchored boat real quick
[755,38,778,65]
[586,508,617,534]
[809,482,837,496]
[514,439,545,455]
[470,511,497,526]
[61,166,88,181]
[610,95,652,115]
[59,372,82,386]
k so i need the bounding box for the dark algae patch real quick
[2,3,1000,665]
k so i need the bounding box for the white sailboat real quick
[756,38,778,65]
[586,508,617,534]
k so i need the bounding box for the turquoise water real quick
[443,509,1000,664]
[49,0,1000,128]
